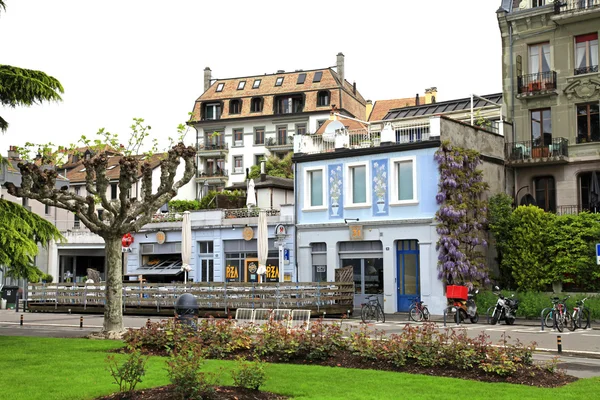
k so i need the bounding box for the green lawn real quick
[0,336,599,400]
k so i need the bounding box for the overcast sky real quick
[1,0,502,156]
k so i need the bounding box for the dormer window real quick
[253,79,261,89]
[274,94,304,114]
[237,81,246,90]
[317,90,330,107]
[251,97,263,113]
[229,99,242,114]
[313,71,322,83]
[275,77,284,86]
[203,102,222,120]
[216,83,224,92]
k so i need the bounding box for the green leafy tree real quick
[487,193,515,288]
[0,198,64,280]
[5,119,196,337]
[248,152,293,180]
[502,205,555,291]
[548,212,600,290]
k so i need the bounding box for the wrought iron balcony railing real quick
[555,0,600,13]
[197,169,228,178]
[505,137,569,160]
[517,71,557,95]
[197,143,228,151]
[574,65,599,75]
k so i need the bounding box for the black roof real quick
[225,175,293,191]
[383,93,503,120]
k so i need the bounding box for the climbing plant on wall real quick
[434,141,490,288]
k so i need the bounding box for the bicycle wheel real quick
[361,305,371,323]
[377,305,385,323]
[554,312,564,332]
[422,307,430,321]
[581,309,590,329]
[409,306,421,322]
[565,312,574,332]
[544,310,554,328]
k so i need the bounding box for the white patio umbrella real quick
[257,209,268,280]
[246,178,257,209]
[181,211,192,284]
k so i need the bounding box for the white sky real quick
[1,0,502,156]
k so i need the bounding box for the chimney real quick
[203,67,212,92]
[7,145,19,159]
[336,52,345,84]
[365,100,373,121]
[260,160,266,182]
[415,93,420,106]
[425,87,438,104]
[353,81,356,94]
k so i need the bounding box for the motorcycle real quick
[490,286,518,325]
[453,289,480,324]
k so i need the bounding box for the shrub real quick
[253,318,301,361]
[166,344,218,400]
[299,318,348,360]
[401,323,442,367]
[168,199,201,212]
[231,357,268,390]
[105,344,148,397]
[349,324,388,361]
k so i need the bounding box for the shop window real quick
[311,242,327,282]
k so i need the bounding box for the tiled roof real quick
[383,93,503,120]
[66,153,165,183]
[191,68,366,122]
[368,97,420,121]
[315,117,367,135]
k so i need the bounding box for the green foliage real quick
[0,199,64,280]
[41,273,53,283]
[248,152,294,180]
[502,206,555,291]
[166,344,218,400]
[105,344,148,397]
[547,212,600,290]
[231,357,268,390]
[487,193,515,287]
[168,199,201,212]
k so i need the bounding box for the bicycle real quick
[552,295,573,333]
[408,297,430,322]
[572,297,590,330]
[361,295,385,323]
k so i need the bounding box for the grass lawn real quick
[0,336,599,400]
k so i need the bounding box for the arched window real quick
[317,91,330,107]
[534,176,556,212]
[251,97,263,113]
[229,99,242,114]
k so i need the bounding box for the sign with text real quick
[245,259,259,283]
[225,265,239,281]
[265,264,279,282]
[349,225,364,241]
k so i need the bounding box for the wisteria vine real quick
[435,141,490,288]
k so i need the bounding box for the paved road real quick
[1,310,599,378]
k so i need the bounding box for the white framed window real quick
[390,156,417,205]
[303,167,326,211]
[345,162,370,208]
[233,156,243,174]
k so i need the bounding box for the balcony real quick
[517,71,558,99]
[265,136,293,152]
[505,137,569,166]
[556,204,600,215]
[196,169,228,183]
[223,208,281,219]
[574,65,599,75]
[196,142,228,158]
[553,0,600,23]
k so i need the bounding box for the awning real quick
[125,257,184,276]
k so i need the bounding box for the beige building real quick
[498,1,600,212]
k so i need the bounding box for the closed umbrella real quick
[246,179,257,209]
[181,211,192,284]
[257,209,268,280]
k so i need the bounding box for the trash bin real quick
[174,293,198,328]
[1,286,19,309]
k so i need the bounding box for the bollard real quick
[80,316,83,329]
[146,318,151,327]
[557,335,562,353]
[20,314,23,326]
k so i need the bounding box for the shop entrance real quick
[396,240,420,312]
[338,241,383,308]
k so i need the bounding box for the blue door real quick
[396,240,420,312]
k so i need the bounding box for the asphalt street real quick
[1,310,599,378]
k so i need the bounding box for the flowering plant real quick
[329,166,342,204]
[373,162,387,199]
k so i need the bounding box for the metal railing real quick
[505,137,568,160]
[517,71,557,95]
[556,0,600,13]
[151,212,184,223]
[556,204,600,216]
[575,65,599,75]
[197,169,228,178]
[197,142,228,151]
[223,208,281,219]
[265,136,293,147]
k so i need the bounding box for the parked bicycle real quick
[552,295,573,333]
[571,297,590,331]
[361,295,385,323]
[408,297,430,322]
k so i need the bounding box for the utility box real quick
[1,286,19,309]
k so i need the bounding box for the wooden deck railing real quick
[26,282,354,314]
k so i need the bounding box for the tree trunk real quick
[103,236,124,335]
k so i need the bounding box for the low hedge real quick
[475,290,600,320]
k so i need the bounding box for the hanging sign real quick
[156,231,166,244]
[265,264,279,282]
[349,225,363,240]
[275,224,287,236]
[243,226,254,241]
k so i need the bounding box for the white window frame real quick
[390,156,418,206]
[303,166,327,211]
[233,156,243,174]
[345,161,371,208]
